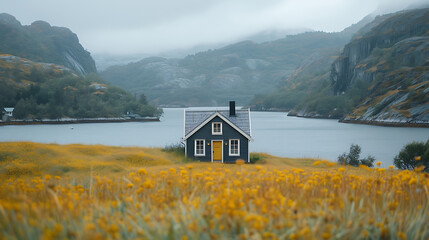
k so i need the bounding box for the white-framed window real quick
[212,122,222,135]
[229,139,240,156]
[194,139,205,156]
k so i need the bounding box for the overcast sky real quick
[2,0,427,56]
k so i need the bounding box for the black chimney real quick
[229,101,236,116]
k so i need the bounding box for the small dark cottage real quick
[183,101,252,163]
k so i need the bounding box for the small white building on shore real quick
[4,108,14,117]
[2,107,14,121]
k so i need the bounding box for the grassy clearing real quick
[0,142,428,239]
[0,142,183,179]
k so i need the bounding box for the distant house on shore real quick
[4,108,14,117]
[2,107,14,121]
[183,101,252,163]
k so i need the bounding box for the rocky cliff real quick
[330,8,429,124]
[0,13,96,75]
[249,15,375,117]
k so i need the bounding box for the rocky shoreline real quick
[287,109,429,128]
[0,117,159,126]
[339,119,429,128]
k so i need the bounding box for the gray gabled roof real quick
[184,109,251,140]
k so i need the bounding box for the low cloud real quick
[3,0,427,55]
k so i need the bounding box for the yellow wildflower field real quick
[0,142,428,239]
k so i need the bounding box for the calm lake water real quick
[1,108,428,167]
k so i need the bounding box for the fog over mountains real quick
[99,13,373,106]
[3,0,427,57]
[1,1,428,125]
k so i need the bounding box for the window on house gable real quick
[229,139,240,156]
[212,122,222,135]
[195,139,205,156]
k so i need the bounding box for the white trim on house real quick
[211,140,223,163]
[194,139,205,156]
[248,109,252,140]
[184,112,252,141]
[183,109,186,139]
[229,139,240,156]
[248,140,250,163]
[212,122,222,135]
[183,109,187,157]
[248,109,251,162]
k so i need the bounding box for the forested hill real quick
[252,8,429,125]
[100,19,372,106]
[0,54,161,119]
[0,13,96,75]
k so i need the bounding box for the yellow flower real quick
[137,168,147,175]
[359,165,371,171]
[376,161,382,166]
[44,174,52,181]
[85,223,96,231]
[169,168,177,174]
[322,232,331,240]
[414,165,425,173]
[236,159,245,165]
[388,201,398,211]
[326,162,336,167]
[143,179,154,189]
[414,156,421,161]
[107,224,120,236]
[397,231,406,240]
[388,166,394,170]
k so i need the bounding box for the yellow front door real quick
[212,141,222,161]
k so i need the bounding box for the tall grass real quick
[0,142,428,239]
[0,142,181,178]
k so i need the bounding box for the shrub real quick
[360,156,376,167]
[162,143,185,155]
[394,140,429,170]
[250,153,266,164]
[338,144,375,167]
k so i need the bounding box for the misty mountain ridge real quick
[0,13,96,75]
[94,27,312,71]
[100,16,373,106]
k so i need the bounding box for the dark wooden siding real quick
[186,116,249,163]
